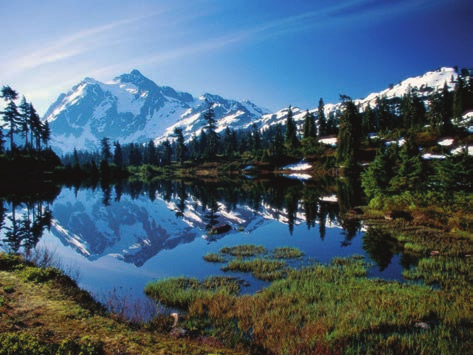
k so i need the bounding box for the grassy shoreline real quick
[0,253,245,354]
[1,205,471,354]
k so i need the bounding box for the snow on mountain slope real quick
[44,70,268,153]
[44,67,461,153]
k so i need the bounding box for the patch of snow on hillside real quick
[438,138,454,146]
[386,138,406,146]
[282,162,312,171]
[422,153,446,159]
[104,82,143,115]
[452,145,473,155]
[319,137,337,146]
[320,195,338,203]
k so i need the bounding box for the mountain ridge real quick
[44,67,460,154]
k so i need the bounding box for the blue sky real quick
[1,0,472,115]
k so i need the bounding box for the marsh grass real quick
[221,258,287,281]
[220,244,267,257]
[271,246,304,259]
[203,252,225,263]
[147,248,472,354]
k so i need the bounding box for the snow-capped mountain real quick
[44,67,460,153]
[250,67,459,132]
[44,69,268,153]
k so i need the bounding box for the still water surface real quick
[0,177,406,308]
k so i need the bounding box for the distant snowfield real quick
[282,161,312,171]
[318,137,337,146]
[438,138,454,146]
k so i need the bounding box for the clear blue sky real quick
[1,0,472,115]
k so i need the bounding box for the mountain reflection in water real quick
[0,176,408,301]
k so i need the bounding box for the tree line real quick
[0,85,51,153]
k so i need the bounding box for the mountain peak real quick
[130,69,144,77]
[114,69,155,90]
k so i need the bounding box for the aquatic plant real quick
[147,253,472,354]
[271,246,304,259]
[219,244,267,257]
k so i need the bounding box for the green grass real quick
[0,253,242,354]
[219,244,267,257]
[203,252,225,263]
[147,251,472,354]
[271,246,304,259]
[221,258,287,281]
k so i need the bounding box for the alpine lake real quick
[0,175,410,318]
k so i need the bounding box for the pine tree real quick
[40,121,51,149]
[113,141,123,168]
[303,110,317,139]
[18,96,31,149]
[284,105,299,149]
[100,137,112,162]
[453,76,464,122]
[128,143,142,166]
[376,96,392,132]
[203,100,219,159]
[270,124,284,158]
[28,103,42,150]
[401,87,425,131]
[1,86,20,149]
[428,91,443,133]
[361,146,396,199]
[337,95,361,170]
[362,103,375,136]
[389,144,425,193]
[318,98,327,136]
[174,127,187,164]
[161,139,172,166]
[145,140,158,165]
[249,123,261,153]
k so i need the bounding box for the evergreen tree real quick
[318,98,327,136]
[100,137,112,162]
[128,143,142,166]
[145,140,158,165]
[203,100,218,159]
[18,96,31,148]
[28,103,42,150]
[161,139,172,166]
[303,110,317,139]
[40,121,51,149]
[401,87,426,131]
[113,141,123,168]
[1,86,20,149]
[337,95,361,170]
[174,127,187,164]
[0,127,5,153]
[361,146,396,199]
[271,124,284,158]
[389,144,425,193]
[284,105,299,149]
[198,130,208,158]
[362,103,375,136]
[453,76,464,122]
[376,96,392,132]
[434,148,473,193]
[249,123,261,153]
[223,127,238,157]
[441,82,453,131]
[188,134,199,160]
